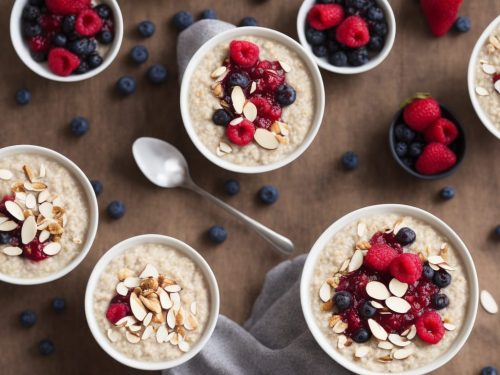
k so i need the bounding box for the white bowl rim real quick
[300,204,479,375]
[9,0,124,82]
[84,234,220,371]
[467,14,500,140]
[180,26,325,174]
[0,144,99,285]
[296,0,396,75]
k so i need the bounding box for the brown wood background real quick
[0,0,499,374]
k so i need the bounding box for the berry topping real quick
[22,23,42,38]
[395,227,416,246]
[440,186,456,200]
[415,143,457,175]
[212,109,233,126]
[394,123,416,143]
[341,151,359,170]
[22,238,48,261]
[359,301,377,318]
[224,179,240,196]
[415,311,445,344]
[130,45,149,65]
[46,0,91,15]
[336,16,370,48]
[70,116,90,136]
[75,9,102,37]
[424,118,458,145]
[420,0,463,37]
[403,97,441,132]
[48,48,80,76]
[226,119,256,146]
[258,185,279,205]
[90,179,103,196]
[239,17,258,27]
[38,14,63,32]
[364,243,399,272]
[422,263,435,280]
[138,20,155,37]
[276,84,297,107]
[172,11,193,31]
[229,40,260,68]
[306,4,345,31]
[227,72,250,88]
[106,303,130,324]
[16,88,32,106]
[208,225,227,244]
[352,328,371,343]
[433,269,452,288]
[147,64,168,84]
[116,76,136,95]
[431,293,449,310]
[39,339,55,356]
[107,200,126,219]
[334,291,352,311]
[20,310,37,327]
[0,232,12,244]
[389,253,423,284]
[52,297,66,312]
[52,33,67,47]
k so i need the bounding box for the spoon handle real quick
[188,184,294,256]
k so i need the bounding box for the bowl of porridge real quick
[468,15,500,139]
[85,234,220,370]
[180,26,325,173]
[0,145,98,285]
[300,204,478,375]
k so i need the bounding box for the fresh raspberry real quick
[493,73,500,83]
[420,0,463,37]
[268,103,282,120]
[403,97,442,132]
[424,118,458,145]
[258,69,285,92]
[229,40,260,68]
[22,238,48,262]
[48,48,80,77]
[0,195,14,215]
[415,143,457,175]
[389,253,423,284]
[226,119,256,146]
[335,16,370,48]
[75,9,103,37]
[38,14,63,32]
[46,0,91,15]
[251,96,272,116]
[250,96,282,125]
[415,311,445,344]
[306,4,345,31]
[364,243,399,272]
[105,303,131,324]
[29,36,50,53]
[254,117,273,129]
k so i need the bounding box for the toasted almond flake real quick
[123,277,140,288]
[386,296,411,314]
[167,308,176,329]
[170,292,181,312]
[178,340,190,352]
[243,101,257,122]
[107,328,120,342]
[20,215,37,245]
[176,307,185,326]
[481,63,496,75]
[319,282,332,302]
[0,216,7,225]
[333,320,348,333]
[370,300,385,309]
[39,202,53,219]
[229,117,244,126]
[139,295,162,314]
[354,346,370,358]
[480,290,498,314]
[115,316,137,327]
[142,325,154,340]
[23,165,35,182]
[393,347,414,360]
[31,182,47,191]
[0,169,13,180]
[190,302,197,315]
[231,86,245,114]
[356,240,371,250]
[157,287,173,309]
[2,246,23,256]
[156,324,168,343]
[406,325,417,340]
[494,80,500,94]
[211,82,223,98]
[170,332,179,346]
[388,334,411,347]
[219,142,232,154]
[43,242,61,256]
[321,300,334,311]
[438,262,456,271]
[129,324,142,332]
[211,66,227,78]
[357,222,367,237]
[378,341,394,350]
[130,293,147,321]
[140,264,159,279]
[328,315,341,328]
[39,164,46,178]
[116,282,128,296]
[279,60,291,72]
[254,128,279,150]
[215,147,225,157]
[339,259,350,272]
[366,281,391,300]
[337,334,347,349]
[37,190,49,204]
[348,250,364,272]
[490,35,500,49]
[377,355,393,363]
[368,318,388,341]
[389,278,408,298]
[428,255,445,265]
[476,86,489,96]
[444,322,456,331]
[5,201,24,221]
[125,331,140,344]
[143,312,153,327]
[250,81,257,94]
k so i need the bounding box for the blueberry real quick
[481,366,498,375]
[495,225,500,239]
[396,227,416,246]
[22,5,40,21]
[347,47,369,66]
[239,17,258,27]
[312,45,328,58]
[367,7,384,21]
[408,142,423,158]
[94,4,111,20]
[431,293,449,310]
[352,328,371,343]
[370,21,388,36]
[107,200,126,219]
[98,30,114,44]
[29,0,45,5]
[31,51,47,62]
[62,15,76,36]
[276,85,297,107]
[88,53,103,69]
[422,263,435,280]
[394,124,416,143]
[341,151,359,170]
[224,179,240,196]
[326,39,342,52]
[74,61,90,74]
[317,0,335,3]
[368,36,383,51]
[208,225,227,244]
[401,157,414,168]
[130,45,149,64]
[227,72,250,88]
[39,339,55,356]
[51,297,66,312]
[0,232,11,245]
[454,16,471,33]
[258,185,279,205]
[22,22,42,38]
[116,76,136,95]
[138,20,156,37]
[69,117,90,136]
[345,0,368,9]
[329,51,348,66]
[359,301,377,318]
[90,180,103,196]
[212,109,232,126]
[20,310,37,327]
[201,9,217,19]
[173,11,193,31]
[68,38,94,57]
[395,142,408,157]
[433,269,452,288]
[52,33,67,47]
[147,64,167,84]
[333,291,352,310]
[305,28,326,46]
[440,186,455,200]
[15,89,32,106]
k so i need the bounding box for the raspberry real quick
[415,311,445,344]
[363,243,399,272]
[38,14,63,32]
[29,36,50,53]
[415,143,457,175]
[336,16,370,48]
[403,97,442,132]
[22,238,48,262]
[424,118,458,145]
[259,69,285,91]
[105,303,131,324]
[494,73,500,83]
[46,0,91,15]
[229,40,260,68]
[251,96,272,116]
[75,9,103,37]
[254,117,273,129]
[389,253,423,284]
[226,119,256,146]
[48,48,80,77]
[306,4,345,31]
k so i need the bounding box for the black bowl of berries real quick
[297,0,396,74]
[389,94,466,180]
[10,0,123,81]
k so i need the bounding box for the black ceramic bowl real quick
[389,105,466,180]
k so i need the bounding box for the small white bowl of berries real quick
[10,0,123,82]
[297,0,396,74]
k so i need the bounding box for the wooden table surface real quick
[1,0,499,374]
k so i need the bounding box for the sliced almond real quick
[2,246,23,256]
[444,322,456,331]
[25,194,36,209]
[231,86,245,114]
[142,325,154,340]
[128,324,142,332]
[243,101,257,122]
[490,35,500,49]
[143,312,153,327]
[389,278,408,298]
[377,355,393,363]
[156,324,168,343]
[170,292,181,312]
[354,346,370,358]
[21,216,37,244]
[170,332,179,346]
[219,142,232,154]
[0,169,13,180]
[116,282,129,296]
[165,284,182,293]
[368,318,388,341]
[438,262,456,271]
[321,300,334,311]
[107,328,120,342]
[333,320,348,333]
[190,302,197,315]
[23,165,35,182]
[476,86,489,96]
[339,259,350,273]
[211,66,227,79]
[481,63,496,75]
[254,128,279,150]
[229,117,244,126]
[139,295,162,314]
[429,263,440,271]
[5,201,24,221]
[328,315,341,328]
[39,164,46,178]
[178,340,190,352]
[428,255,445,265]
[480,290,498,314]
[211,82,223,98]
[406,325,417,340]
[386,296,411,314]
[393,347,413,360]
[337,334,347,349]
[279,60,291,72]
[388,334,411,347]
[494,80,500,94]
[115,316,137,327]
[52,197,62,207]
[0,216,8,225]
[38,190,50,204]
[167,308,176,329]
[357,222,367,237]
[366,281,391,300]
[140,264,159,279]
[319,282,332,302]
[157,287,173,309]
[370,300,385,309]
[378,341,394,350]
[176,307,185,326]
[123,277,140,288]
[39,202,53,219]
[250,81,257,94]
[43,242,61,256]
[125,331,140,344]
[130,293,147,321]
[30,182,47,191]
[348,250,364,272]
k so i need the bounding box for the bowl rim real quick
[0,144,99,285]
[300,204,479,375]
[179,26,325,174]
[84,234,220,371]
[467,14,500,140]
[296,0,397,75]
[9,0,124,83]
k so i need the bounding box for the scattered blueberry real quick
[15,89,32,106]
[147,64,167,84]
[239,17,258,27]
[98,30,114,45]
[223,179,240,196]
[352,328,371,343]
[0,232,11,245]
[454,16,471,33]
[359,301,377,318]
[341,151,359,170]
[20,310,37,328]
[334,291,352,311]
[201,9,217,19]
[258,185,279,205]
[208,225,227,244]
[212,109,232,126]
[312,45,328,58]
[329,51,348,66]
[90,180,103,196]
[130,45,149,64]
[481,366,498,375]
[88,53,103,69]
[396,227,416,246]
[22,23,42,38]
[116,76,136,95]
[173,11,193,31]
[51,297,66,312]
[107,200,126,219]
[408,142,423,158]
[394,123,416,143]
[138,20,155,37]
[276,85,297,107]
[52,33,67,47]
[22,5,40,21]
[422,263,435,280]
[433,269,452,288]
[395,142,408,157]
[368,36,383,51]
[94,4,111,19]
[227,72,250,88]
[431,293,449,310]
[347,47,369,66]
[440,186,455,200]
[69,117,90,136]
[495,225,500,239]
[38,339,55,356]
[305,28,326,46]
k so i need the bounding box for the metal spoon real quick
[132,137,294,256]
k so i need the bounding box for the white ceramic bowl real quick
[0,145,99,285]
[85,234,220,371]
[297,0,396,74]
[10,0,123,82]
[180,26,325,174]
[300,204,479,375]
[467,15,500,140]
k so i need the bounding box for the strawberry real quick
[415,143,457,175]
[424,118,458,145]
[307,4,345,31]
[403,96,441,132]
[420,0,463,37]
[335,16,370,48]
[229,40,259,68]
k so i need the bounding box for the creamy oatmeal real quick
[188,36,315,166]
[93,243,210,362]
[310,214,468,372]
[0,153,90,278]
